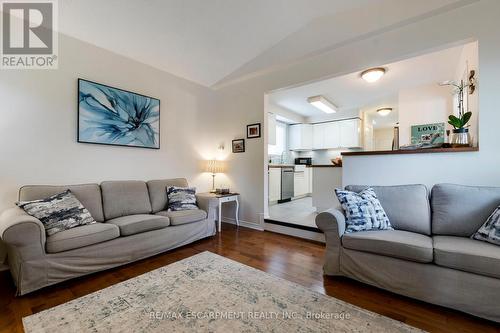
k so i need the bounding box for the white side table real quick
[199,193,239,232]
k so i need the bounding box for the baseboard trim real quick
[264,222,325,243]
[264,219,321,233]
[221,217,264,231]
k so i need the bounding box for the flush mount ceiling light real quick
[377,107,392,116]
[361,67,386,83]
[307,95,337,113]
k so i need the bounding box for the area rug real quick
[23,251,423,332]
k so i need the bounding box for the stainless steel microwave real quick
[294,157,312,165]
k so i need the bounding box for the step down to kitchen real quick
[264,219,322,233]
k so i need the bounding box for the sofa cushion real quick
[335,188,392,233]
[101,181,152,220]
[107,214,169,236]
[433,236,500,279]
[19,183,105,222]
[431,184,500,237]
[472,206,500,246]
[342,230,433,263]
[147,178,189,213]
[17,190,96,236]
[46,222,119,253]
[166,186,198,211]
[156,209,207,225]
[345,185,431,235]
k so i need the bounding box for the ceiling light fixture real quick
[377,107,392,116]
[361,67,386,83]
[307,95,337,114]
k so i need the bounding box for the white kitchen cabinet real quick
[340,119,361,148]
[313,119,361,149]
[312,123,327,149]
[268,168,281,202]
[293,165,307,197]
[324,121,341,148]
[268,113,276,145]
[308,167,313,193]
[289,124,312,150]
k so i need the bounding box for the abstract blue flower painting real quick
[78,79,160,149]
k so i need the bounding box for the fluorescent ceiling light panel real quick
[307,95,337,113]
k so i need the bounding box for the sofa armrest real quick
[316,208,346,237]
[315,208,346,276]
[196,194,218,219]
[0,206,46,259]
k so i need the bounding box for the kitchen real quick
[264,41,478,239]
[267,107,360,232]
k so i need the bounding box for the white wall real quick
[0,34,219,264]
[374,128,394,151]
[214,0,500,227]
[268,104,305,124]
[454,41,479,145]
[398,84,452,146]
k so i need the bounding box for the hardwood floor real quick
[0,224,498,333]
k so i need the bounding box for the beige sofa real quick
[316,184,500,323]
[0,178,217,296]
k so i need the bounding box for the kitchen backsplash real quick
[296,149,347,164]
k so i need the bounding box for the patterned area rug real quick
[23,251,423,332]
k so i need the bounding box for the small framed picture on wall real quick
[247,123,261,139]
[232,139,245,153]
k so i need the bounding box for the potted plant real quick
[440,79,473,147]
[448,111,472,146]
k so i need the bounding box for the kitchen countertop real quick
[306,164,342,168]
[268,164,295,168]
[269,164,342,168]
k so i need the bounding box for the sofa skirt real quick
[340,248,500,323]
[9,218,216,296]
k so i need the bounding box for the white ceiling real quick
[59,0,374,87]
[56,0,469,87]
[268,44,465,125]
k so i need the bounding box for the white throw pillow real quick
[472,206,500,246]
[335,187,393,233]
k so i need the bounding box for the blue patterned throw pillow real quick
[472,206,500,246]
[335,187,392,233]
[167,186,198,211]
[16,190,96,236]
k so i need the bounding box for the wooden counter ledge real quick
[341,147,479,156]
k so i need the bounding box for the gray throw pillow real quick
[472,206,500,246]
[167,186,198,211]
[16,189,96,236]
[335,187,393,233]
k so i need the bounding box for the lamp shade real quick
[206,160,224,174]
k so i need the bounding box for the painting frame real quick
[77,78,161,149]
[410,122,445,145]
[232,139,245,153]
[246,123,261,139]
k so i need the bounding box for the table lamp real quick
[206,160,224,193]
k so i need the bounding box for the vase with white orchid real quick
[439,79,473,147]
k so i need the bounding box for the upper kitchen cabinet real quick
[324,121,341,148]
[312,122,327,149]
[312,118,361,149]
[268,113,277,145]
[340,118,361,148]
[289,124,312,150]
